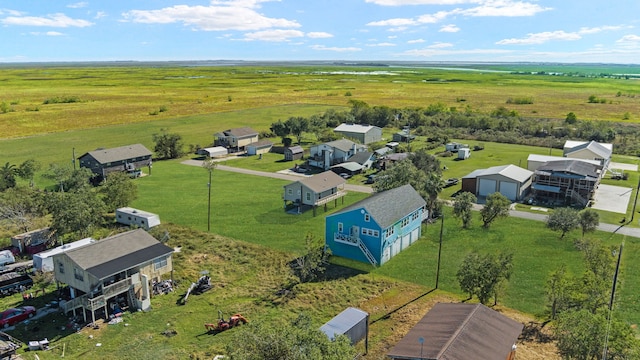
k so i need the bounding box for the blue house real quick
[325,184,427,266]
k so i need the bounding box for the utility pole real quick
[72,147,76,170]
[436,214,444,289]
[202,159,217,232]
[602,241,624,360]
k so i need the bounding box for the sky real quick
[1,0,639,64]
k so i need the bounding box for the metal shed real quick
[320,307,369,351]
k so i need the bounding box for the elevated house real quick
[563,140,612,167]
[325,184,426,266]
[78,144,152,181]
[53,229,173,323]
[214,127,259,153]
[308,139,367,171]
[387,303,523,360]
[284,145,304,161]
[283,171,346,216]
[527,154,601,172]
[532,159,601,207]
[333,123,382,144]
[461,164,533,201]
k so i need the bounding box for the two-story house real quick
[325,184,427,266]
[308,139,367,171]
[283,171,346,216]
[78,144,152,181]
[532,159,601,207]
[214,127,259,153]
[53,229,173,323]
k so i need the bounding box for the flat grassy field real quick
[1,65,639,140]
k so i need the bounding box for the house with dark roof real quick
[331,151,375,176]
[461,164,533,201]
[532,159,601,207]
[333,123,382,144]
[283,171,347,215]
[325,184,426,266]
[78,144,152,181]
[53,229,173,323]
[387,303,523,360]
[308,139,367,170]
[214,127,259,152]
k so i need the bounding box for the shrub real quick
[43,96,81,104]
[506,97,534,104]
[159,105,168,113]
[344,91,352,96]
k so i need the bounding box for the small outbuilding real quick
[458,147,471,160]
[116,207,161,230]
[284,145,304,161]
[11,228,54,254]
[320,307,369,351]
[197,146,228,158]
[333,123,382,144]
[445,142,468,152]
[246,139,273,156]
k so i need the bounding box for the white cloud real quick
[367,42,396,47]
[616,34,640,49]
[416,11,451,23]
[428,42,454,48]
[310,45,361,52]
[367,18,417,27]
[439,24,459,32]
[29,31,64,36]
[94,11,107,20]
[1,13,93,27]
[460,1,552,17]
[388,35,397,39]
[497,31,581,45]
[365,0,476,5]
[0,9,24,16]
[122,3,300,31]
[243,29,304,41]
[306,32,333,38]
[577,25,627,35]
[404,47,511,57]
[67,2,88,9]
[407,38,425,43]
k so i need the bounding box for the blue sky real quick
[1,0,639,63]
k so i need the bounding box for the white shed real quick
[458,148,471,160]
[115,207,161,230]
[197,146,228,158]
[320,307,369,350]
[33,237,95,272]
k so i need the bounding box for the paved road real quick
[183,159,640,238]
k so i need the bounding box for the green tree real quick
[480,192,510,228]
[226,313,356,360]
[270,120,291,146]
[0,162,17,191]
[292,233,330,283]
[17,159,41,187]
[99,171,138,211]
[547,207,580,238]
[373,159,425,194]
[152,128,184,160]
[0,186,46,232]
[545,265,575,319]
[579,208,599,238]
[565,112,577,124]
[453,192,477,228]
[456,252,514,305]
[45,187,105,237]
[285,116,309,145]
[307,114,326,141]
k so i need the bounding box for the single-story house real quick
[461,164,533,201]
[214,127,259,152]
[115,207,161,230]
[445,142,468,152]
[325,184,427,266]
[78,144,152,181]
[532,159,601,207]
[283,171,347,215]
[392,132,416,143]
[527,154,602,172]
[284,145,304,161]
[54,229,173,323]
[33,237,95,273]
[387,303,523,360]
[197,146,228,158]
[246,139,273,156]
[563,140,612,167]
[308,139,367,171]
[333,123,382,144]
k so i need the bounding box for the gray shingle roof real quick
[463,164,532,183]
[325,139,364,152]
[83,144,152,164]
[332,184,426,229]
[60,229,173,280]
[347,151,373,165]
[536,159,601,178]
[224,127,258,138]
[297,170,346,193]
[565,140,612,159]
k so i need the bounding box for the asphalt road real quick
[183,159,640,238]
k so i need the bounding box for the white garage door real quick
[478,178,497,197]
[411,228,420,244]
[402,234,411,250]
[499,181,518,201]
[392,239,401,257]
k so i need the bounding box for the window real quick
[364,214,370,222]
[306,192,311,201]
[58,262,64,274]
[401,217,410,228]
[338,222,343,233]
[154,256,168,271]
[74,268,84,281]
[287,188,293,195]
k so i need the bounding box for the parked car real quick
[365,174,378,184]
[444,178,459,187]
[0,306,36,328]
[339,173,352,179]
